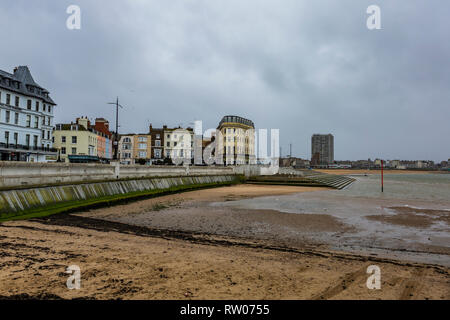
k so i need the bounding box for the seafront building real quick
[93,118,113,161]
[133,134,152,164]
[280,157,310,168]
[118,133,152,165]
[53,117,112,163]
[164,126,194,163]
[118,134,134,165]
[311,134,334,166]
[148,125,164,163]
[0,66,57,162]
[217,115,255,165]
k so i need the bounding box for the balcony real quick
[0,143,57,153]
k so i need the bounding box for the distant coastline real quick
[315,169,447,175]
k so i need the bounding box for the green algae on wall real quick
[0,175,241,220]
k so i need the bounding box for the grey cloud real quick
[0,0,448,161]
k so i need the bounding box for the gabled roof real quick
[0,66,56,105]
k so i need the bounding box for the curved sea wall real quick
[0,161,235,189]
[0,175,240,220]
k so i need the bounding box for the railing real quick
[0,143,57,153]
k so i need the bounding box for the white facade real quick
[0,66,57,162]
[119,135,134,165]
[164,128,194,164]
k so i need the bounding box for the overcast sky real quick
[1,0,449,161]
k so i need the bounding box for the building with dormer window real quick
[0,66,57,162]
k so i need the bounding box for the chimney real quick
[77,117,89,130]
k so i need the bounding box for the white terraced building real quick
[0,66,57,162]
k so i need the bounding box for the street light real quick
[107,97,125,160]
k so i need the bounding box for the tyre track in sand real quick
[311,266,368,300]
[398,269,426,300]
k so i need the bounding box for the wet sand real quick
[0,184,449,300]
[0,214,449,300]
[367,207,450,229]
[79,185,351,249]
[80,184,450,266]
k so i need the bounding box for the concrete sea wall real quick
[0,161,235,189]
[0,175,239,218]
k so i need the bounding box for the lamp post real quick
[107,97,124,160]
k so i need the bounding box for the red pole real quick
[381,160,384,192]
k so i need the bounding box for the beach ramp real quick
[246,171,355,190]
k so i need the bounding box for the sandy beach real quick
[0,184,448,300]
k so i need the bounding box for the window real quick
[166,151,170,157]
[27,100,32,110]
[13,133,18,145]
[180,149,184,157]
[138,137,147,142]
[33,135,38,148]
[43,104,46,112]
[61,147,66,154]
[34,116,39,128]
[174,142,177,147]
[26,134,30,147]
[48,106,51,113]
[6,94,10,105]
[156,134,160,139]
[62,136,66,143]
[42,131,45,139]
[155,140,161,147]
[15,96,19,107]
[154,149,161,158]
[138,151,147,158]
[47,131,50,140]
[42,117,45,125]
[71,148,77,155]
[166,142,170,147]
[35,101,39,111]
[47,117,50,126]
[26,115,31,127]
[138,143,147,149]
[5,111,10,123]
[72,136,77,144]
[4,131,9,144]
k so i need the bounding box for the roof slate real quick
[0,66,56,105]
